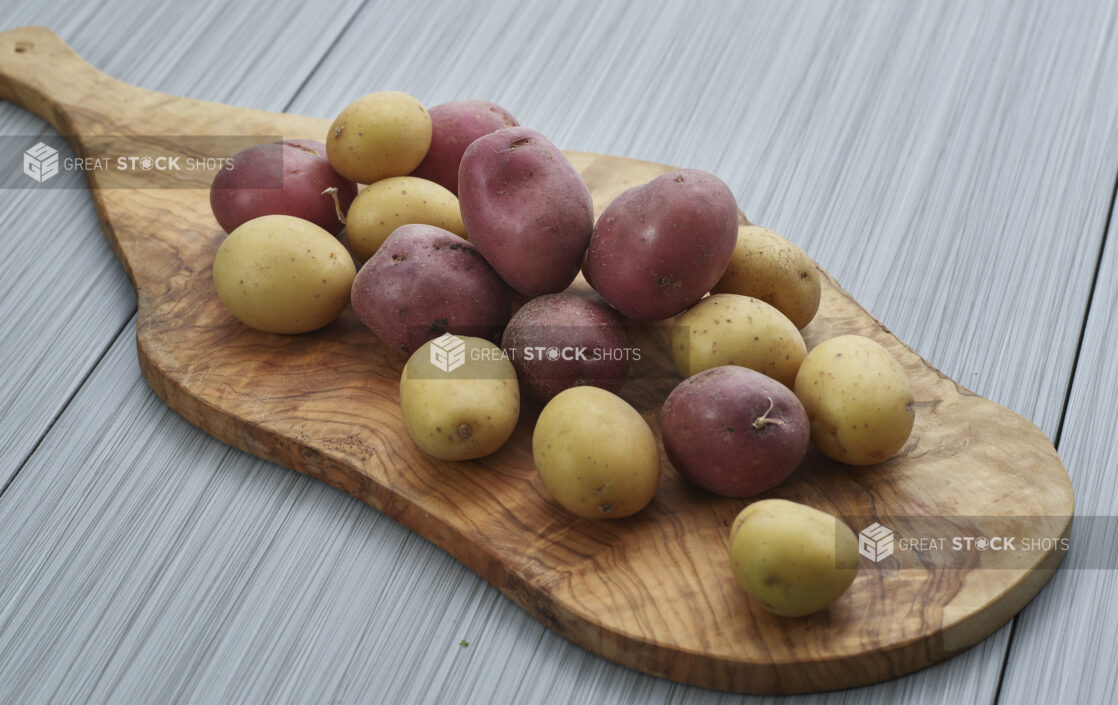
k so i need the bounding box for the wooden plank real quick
[0,0,134,485]
[1,0,1115,702]
[995,208,1118,702]
[0,0,364,485]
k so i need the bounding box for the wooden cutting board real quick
[0,26,1074,694]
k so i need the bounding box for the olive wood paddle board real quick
[0,26,1074,694]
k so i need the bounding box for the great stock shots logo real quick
[4,135,279,190]
[858,522,895,563]
[23,142,59,183]
[429,333,466,373]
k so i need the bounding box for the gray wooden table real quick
[1,0,1115,703]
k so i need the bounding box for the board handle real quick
[0,26,130,137]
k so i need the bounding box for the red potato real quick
[587,169,738,322]
[209,139,356,235]
[458,127,594,297]
[501,293,631,401]
[661,365,809,498]
[351,224,511,355]
[410,100,519,194]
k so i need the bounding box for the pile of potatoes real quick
[207,90,917,619]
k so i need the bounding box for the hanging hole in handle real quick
[14,41,33,53]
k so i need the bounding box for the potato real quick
[661,366,809,497]
[711,226,821,329]
[212,214,355,334]
[793,335,915,465]
[587,169,738,322]
[411,100,519,194]
[501,293,631,401]
[400,336,519,461]
[729,499,859,617]
[580,252,594,289]
[327,91,432,184]
[458,127,594,296]
[351,224,511,355]
[671,294,806,388]
[533,386,660,519]
[210,139,356,235]
[345,176,466,261]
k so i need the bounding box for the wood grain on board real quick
[0,25,1075,694]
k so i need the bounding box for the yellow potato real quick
[671,293,806,387]
[793,334,915,465]
[327,91,432,184]
[346,176,466,261]
[399,336,520,461]
[729,499,859,617]
[533,386,660,519]
[212,214,355,334]
[711,225,821,329]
